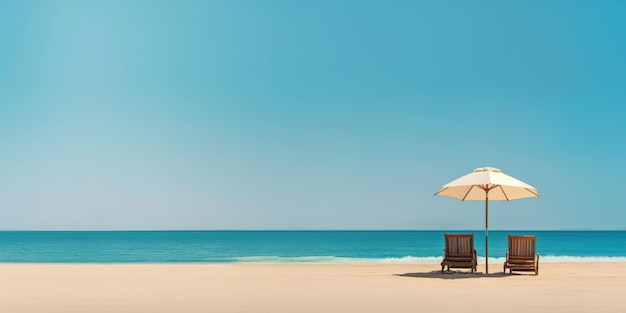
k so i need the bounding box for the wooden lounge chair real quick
[441,234,477,273]
[504,235,539,275]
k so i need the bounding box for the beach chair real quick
[503,235,539,275]
[441,234,477,274]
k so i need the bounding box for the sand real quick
[1,263,625,312]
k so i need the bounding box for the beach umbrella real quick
[434,167,539,274]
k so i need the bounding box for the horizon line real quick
[1,229,625,232]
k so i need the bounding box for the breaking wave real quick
[227,255,626,264]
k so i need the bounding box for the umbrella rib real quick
[461,186,474,201]
[433,187,448,196]
[525,188,540,197]
[486,184,498,192]
[497,185,509,201]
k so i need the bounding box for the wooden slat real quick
[442,234,477,273]
[504,235,539,275]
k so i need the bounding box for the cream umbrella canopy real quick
[434,167,539,274]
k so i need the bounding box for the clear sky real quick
[1,0,625,230]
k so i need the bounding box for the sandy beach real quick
[1,263,625,312]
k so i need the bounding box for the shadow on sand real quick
[396,270,520,280]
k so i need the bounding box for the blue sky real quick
[1,0,625,230]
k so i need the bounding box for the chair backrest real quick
[444,234,474,256]
[508,235,536,258]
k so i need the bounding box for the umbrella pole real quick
[485,192,489,274]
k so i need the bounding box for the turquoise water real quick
[1,231,625,263]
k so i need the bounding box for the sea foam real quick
[229,255,626,264]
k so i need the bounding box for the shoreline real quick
[2,254,626,264]
[2,263,625,312]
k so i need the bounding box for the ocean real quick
[1,231,625,263]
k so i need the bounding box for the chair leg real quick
[536,258,540,275]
